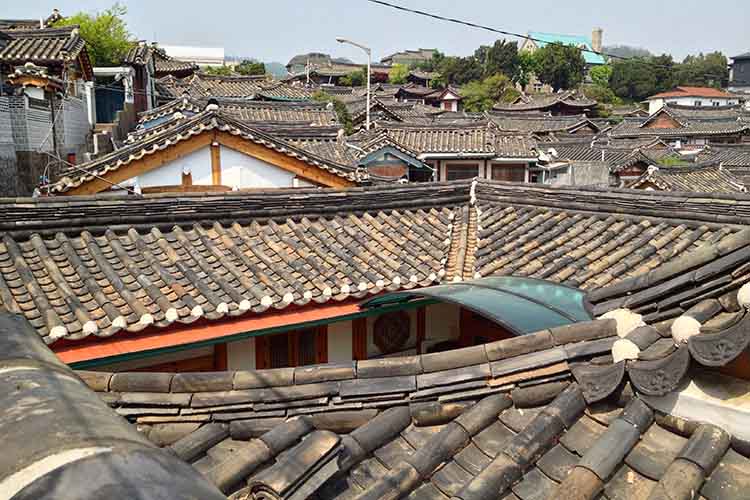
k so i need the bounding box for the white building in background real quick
[160,45,225,67]
[645,86,741,115]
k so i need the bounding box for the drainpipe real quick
[0,312,226,500]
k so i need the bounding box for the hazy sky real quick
[6,1,749,64]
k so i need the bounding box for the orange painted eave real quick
[54,300,364,365]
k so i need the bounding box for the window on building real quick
[255,326,328,369]
[409,165,434,182]
[713,101,721,107]
[694,101,703,107]
[445,163,479,181]
[491,164,526,182]
[528,171,543,183]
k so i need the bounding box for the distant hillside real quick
[603,45,652,59]
[264,62,288,78]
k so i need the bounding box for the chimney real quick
[592,27,603,53]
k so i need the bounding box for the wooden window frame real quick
[255,325,328,369]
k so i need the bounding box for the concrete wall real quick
[0,98,17,196]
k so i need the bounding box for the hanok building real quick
[4,180,750,499]
[0,22,94,195]
[156,72,313,104]
[41,106,362,195]
[609,105,750,150]
[493,91,598,117]
[627,163,747,193]
[351,124,539,182]
[646,86,743,115]
[381,48,438,67]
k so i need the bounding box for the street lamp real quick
[336,37,371,130]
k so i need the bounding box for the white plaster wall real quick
[90,346,214,372]
[137,146,212,187]
[650,96,740,114]
[227,337,256,370]
[327,320,353,363]
[221,146,295,189]
[424,302,461,350]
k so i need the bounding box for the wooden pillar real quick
[352,317,367,360]
[255,335,270,369]
[211,142,221,185]
[214,343,228,370]
[316,325,329,364]
[181,170,193,188]
[417,306,426,354]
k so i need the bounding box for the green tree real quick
[533,43,586,91]
[436,56,483,86]
[474,40,519,80]
[235,59,266,76]
[610,57,658,101]
[312,90,353,134]
[590,65,612,88]
[461,73,517,112]
[202,65,234,76]
[340,69,365,86]
[389,63,409,84]
[674,52,728,87]
[514,51,538,89]
[54,3,134,66]
[415,51,445,73]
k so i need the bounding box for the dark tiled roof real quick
[4,180,750,343]
[628,165,747,193]
[360,123,537,157]
[610,115,750,139]
[494,91,597,112]
[0,25,86,66]
[489,113,598,134]
[124,43,198,77]
[44,109,363,194]
[136,97,338,128]
[665,103,750,121]
[81,308,750,499]
[156,73,314,101]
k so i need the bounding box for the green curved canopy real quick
[360,276,593,336]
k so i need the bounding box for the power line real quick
[364,0,728,80]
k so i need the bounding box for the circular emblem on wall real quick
[374,311,411,354]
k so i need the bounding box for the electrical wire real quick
[364,0,729,80]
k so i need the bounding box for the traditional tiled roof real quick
[648,86,739,100]
[43,109,363,194]
[136,97,338,128]
[0,25,89,72]
[80,303,750,498]
[156,73,314,101]
[4,180,750,343]
[610,117,750,139]
[493,91,597,113]
[124,43,198,77]
[627,164,747,193]
[488,112,599,135]
[360,123,537,158]
[664,103,749,121]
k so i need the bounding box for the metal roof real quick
[360,276,593,335]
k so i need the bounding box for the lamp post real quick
[336,37,371,130]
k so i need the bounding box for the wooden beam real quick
[64,129,355,195]
[213,343,228,370]
[211,142,221,185]
[217,132,355,188]
[55,299,365,365]
[352,317,367,360]
[416,306,426,355]
[65,133,214,195]
[316,325,328,364]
